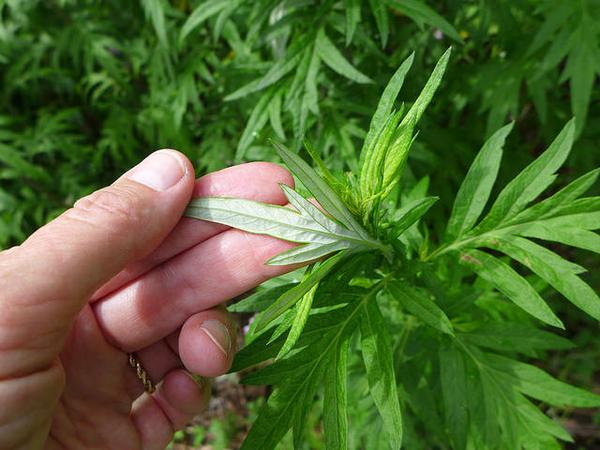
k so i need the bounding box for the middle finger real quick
[94,228,295,351]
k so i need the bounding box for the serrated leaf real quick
[458,249,564,328]
[360,295,403,449]
[315,28,373,84]
[388,282,454,334]
[447,123,513,238]
[323,334,350,450]
[483,235,600,320]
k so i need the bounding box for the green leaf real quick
[141,0,168,47]
[512,168,600,223]
[241,288,368,449]
[228,283,297,313]
[392,196,438,237]
[388,282,454,335]
[276,282,317,359]
[361,52,414,164]
[236,89,275,161]
[185,189,380,266]
[439,343,468,450]
[272,141,374,241]
[485,353,600,408]
[225,41,306,101]
[458,249,564,328]
[360,296,403,449]
[562,20,599,134]
[179,0,230,45]
[269,91,286,141]
[476,119,576,231]
[381,48,451,186]
[460,322,574,355]
[240,361,326,450]
[344,0,362,46]
[315,28,373,84]
[483,235,600,320]
[255,253,345,331]
[369,0,389,47]
[514,394,573,444]
[323,334,350,450]
[387,0,462,42]
[399,47,451,126]
[447,123,514,238]
[518,223,600,255]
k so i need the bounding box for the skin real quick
[0,150,296,450]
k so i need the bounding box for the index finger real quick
[92,162,294,300]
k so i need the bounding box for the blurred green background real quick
[1,0,598,448]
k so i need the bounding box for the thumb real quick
[0,149,194,376]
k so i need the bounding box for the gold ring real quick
[128,353,156,393]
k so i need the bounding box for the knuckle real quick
[70,185,146,229]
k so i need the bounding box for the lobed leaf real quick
[483,235,600,320]
[485,353,600,408]
[475,119,576,232]
[457,249,564,328]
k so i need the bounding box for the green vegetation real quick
[1,1,599,449]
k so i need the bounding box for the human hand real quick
[0,150,295,450]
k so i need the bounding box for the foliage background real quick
[1,0,599,448]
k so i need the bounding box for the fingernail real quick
[200,320,231,357]
[127,150,186,191]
